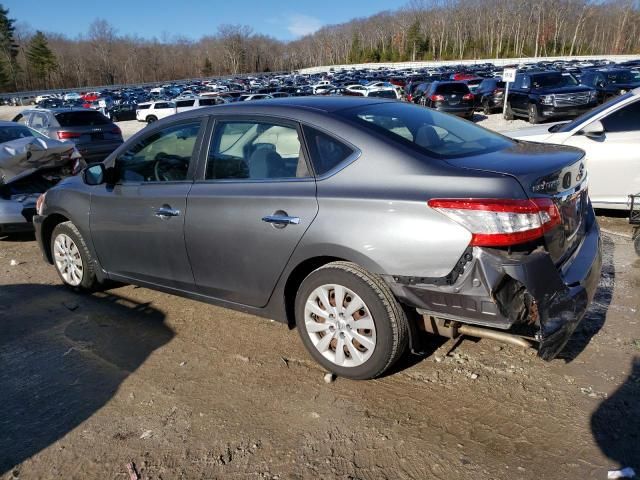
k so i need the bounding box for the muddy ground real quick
[1,213,639,480]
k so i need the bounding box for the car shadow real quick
[558,234,615,362]
[0,283,174,475]
[591,358,640,473]
[470,113,488,122]
[0,232,36,242]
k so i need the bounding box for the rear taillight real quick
[407,94,413,102]
[428,198,561,247]
[430,94,445,102]
[462,93,474,101]
[57,131,81,140]
[111,126,121,135]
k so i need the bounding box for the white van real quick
[174,96,226,114]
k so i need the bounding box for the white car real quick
[63,92,82,102]
[135,101,177,123]
[506,87,640,210]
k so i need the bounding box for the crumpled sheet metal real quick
[0,136,77,185]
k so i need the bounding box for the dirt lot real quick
[1,214,639,480]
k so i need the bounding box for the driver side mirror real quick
[83,163,106,185]
[579,120,605,138]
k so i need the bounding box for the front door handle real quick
[262,214,300,226]
[155,205,180,219]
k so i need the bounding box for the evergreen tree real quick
[201,57,213,76]
[406,21,422,62]
[0,4,19,91]
[27,31,57,88]
[348,32,362,63]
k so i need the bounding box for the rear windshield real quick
[367,90,397,98]
[338,102,513,159]
[55,111,110,127]
[435,83,470,94]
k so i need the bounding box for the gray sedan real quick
[33,97,602,379]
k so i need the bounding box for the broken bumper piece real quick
[387,210,602,360]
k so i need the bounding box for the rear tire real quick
[504,102,514,120]
[146,115,157,124]
[634,235,640,256]
[482,101,492,115]
[51,221,99,291]
[295,261,409,380]
[528,103,540,124]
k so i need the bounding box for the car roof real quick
[0,120,22,127]
[21,107,92,114]
[208,95,391,113]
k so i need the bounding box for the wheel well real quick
[283,256,344,327]
[41,214,69,263]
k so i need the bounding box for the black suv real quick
[474,78,506,113]
[505,72,598,124]
[421,81,474,119]
[579,68,640,103]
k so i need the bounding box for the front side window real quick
[206,121,309,180]
[339,102,513,159]
[176,100,195,108]
[116,121,201,183]
[600,100,640,133]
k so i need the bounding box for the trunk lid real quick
[444,140,588,264]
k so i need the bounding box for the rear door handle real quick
[262,214,300,226]
[155,206,180,218]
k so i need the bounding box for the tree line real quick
[0,0,638,93]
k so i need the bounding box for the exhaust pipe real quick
[420,314,533,349]
[457,324,533,349]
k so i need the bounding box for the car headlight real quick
[589,90,597,101]
[36,192,46,216]
[618,89,628,95]
[540,95,554,105]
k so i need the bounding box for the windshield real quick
[607,70,640,84]
[531,73,578,89]
[0,125,36,143]
[556,92,634,133]
[338,102,513,159]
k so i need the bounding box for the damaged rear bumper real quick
[387,209,602,360]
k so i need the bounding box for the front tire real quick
[146,115,157,124]
[51,221,99,291]
[295,261,409,380]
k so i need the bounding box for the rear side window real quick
[435,83,470,95]
[55,111,110,127]
[303,126,354,176]
[198,98,218,106]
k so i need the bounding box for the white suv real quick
[136,101,177,123]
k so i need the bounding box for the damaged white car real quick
[0,121,84,235]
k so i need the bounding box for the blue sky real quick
[5,0,408,41]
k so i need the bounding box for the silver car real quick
[33,97,602,379]
[506,87,640,210]
[0,122,82,235]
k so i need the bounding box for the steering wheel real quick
[153,152,188,181]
